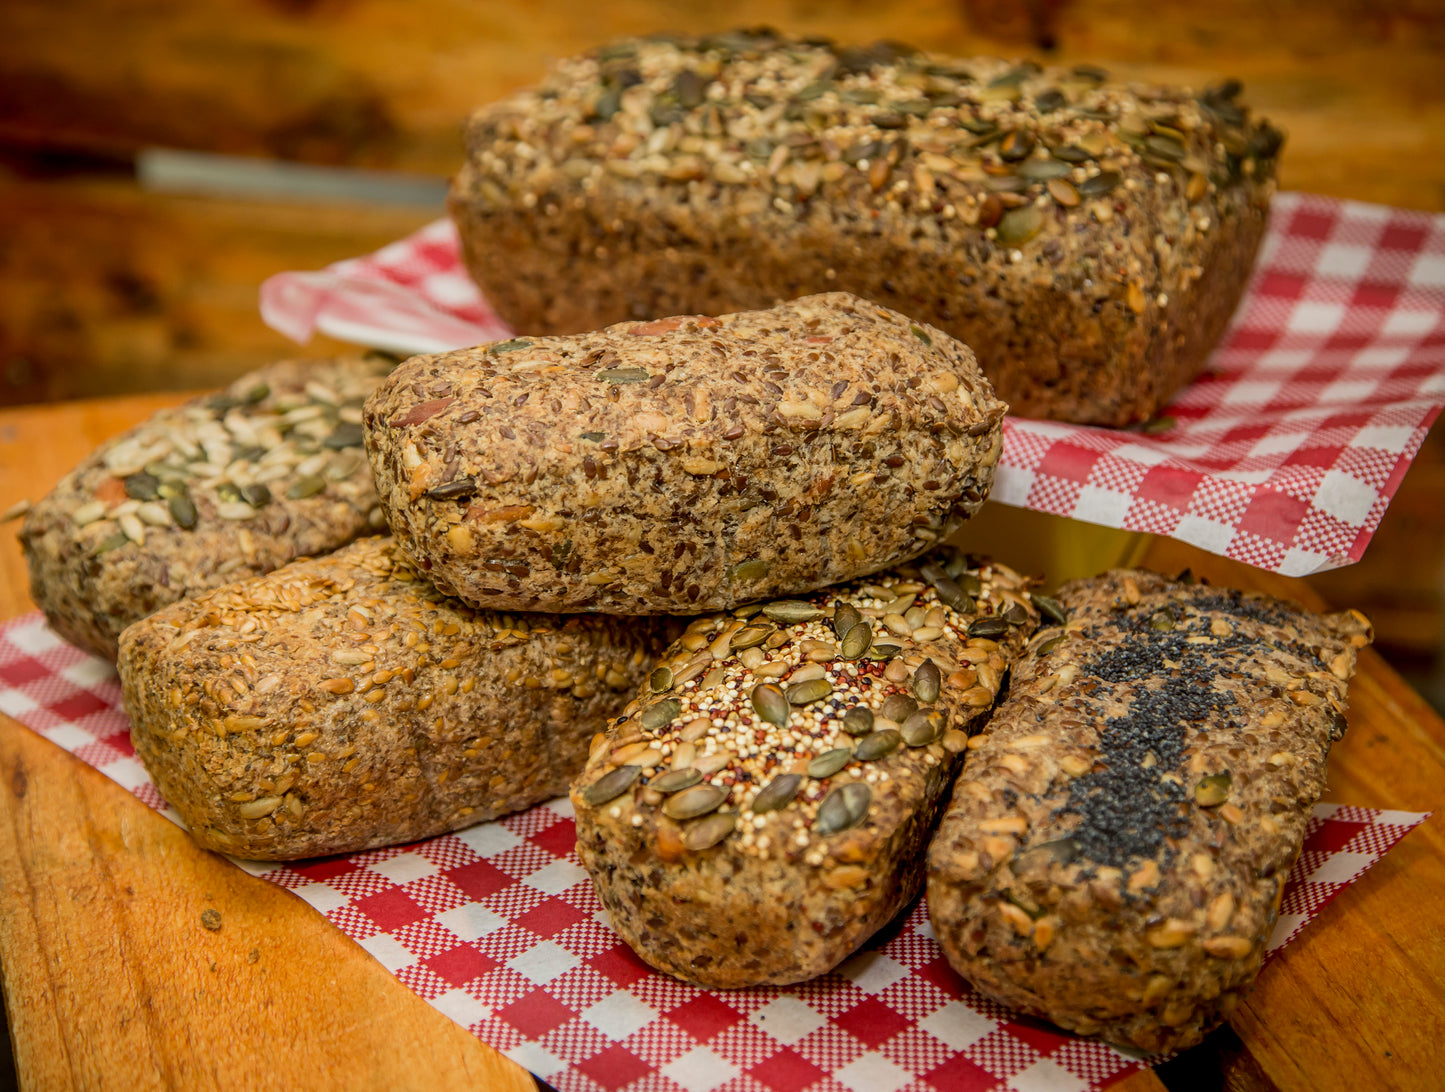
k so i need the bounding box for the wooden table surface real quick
[2,395,1442,1091]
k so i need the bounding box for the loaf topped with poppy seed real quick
[364,293,1005,616]
[571,548,1040,988]
[21,356,394,659]
[450,29,1281,425]
[927,569,1372,1053]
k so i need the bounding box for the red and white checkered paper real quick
[260,192,1445,578]
[1,612,1428,1092]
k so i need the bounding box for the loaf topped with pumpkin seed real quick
[21,356,394,659]
[364,293,1005,616]
[571,548,1039,988]
[927,569,1373,1053]
[451,29,1281,425]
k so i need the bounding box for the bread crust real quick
[572,550,1038,987]
[926,569,1373,1052]
[450,33,1279,426]
[119,536,671,860]
[364,293,1005,615]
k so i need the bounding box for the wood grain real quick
[3,394,1442,1091]
[0,394,535,1092]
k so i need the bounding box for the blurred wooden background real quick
[0,0,1441,694]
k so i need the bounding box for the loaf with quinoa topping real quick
[926,569,1373,1053]
[20,356,395,660]
[364,293,1005,616]
[118,535,672,861]
[571,549,1039,988]
[450,29,1281,426]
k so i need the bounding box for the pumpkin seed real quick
[751,773,802,813]
[1078,171,1121,197]
[123,472,160,501]
[1026,836,1081,865]
[663,783,728,820]
[1003,602,1030,626]
[880,693,917,722]
[1017,159,1070,181]
[650,667,673,693]
[596,367,651,384]
[323,422,365,450]
[1032,595,1067,625]
[999,129,1035,162]
[855,729,901,761]
[914,660,942,704]
[1195,771,1232,807]
[168,493,198,530]
[1037,633,1066,655]
[997,206,1044,246]
[807,747,853,779]
[787,678,832,705]
[869,642,903,661]
[751,683,789,727]
[969,617,1009,638]
[901,709,947,747]
[732,625,772,650]
[842,707,875,737]
[841,623,873,660]
[490,338,532,353]
[650,768,703,794]
[640,698,682,730]
[815,782,871,835]
[287,475,327,500]
[933,575,972,612]
[684,812,736,851]
[1051,144,1093,163]
[582,765,640,806]
[762,600,824,624]
[833,603,862,640]
[239,483,271,509]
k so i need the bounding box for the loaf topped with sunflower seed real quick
[451,29,1281,425]
[21,356,393,659]
[927,569,1373,1053]
[571,548,1040,988]
[364,293,1005,616]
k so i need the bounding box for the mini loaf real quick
[450,30,1281,426]
[364,293,1005,615]
[119,536,671,860]
[571,549,1039,988]
[21,356,395,660]
[926,570,1373,1053]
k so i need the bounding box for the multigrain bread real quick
[571,550,1039,987]
[118,536,671,860]
[926,569,1373,1052]
[364,293,1005,615]
[21,356,395,659]
[450,30,1281,425]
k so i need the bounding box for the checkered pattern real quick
[0,613,1428,1091]
[259,192,1445,577]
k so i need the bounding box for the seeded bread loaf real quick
[364,293,1004,615]
[119,536,671,860]
[926,570,1372,1053]
[571,550,1039,987]
[450,30,1281,426]
[20,356,395,660]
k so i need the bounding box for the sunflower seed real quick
[842,707,875,737]
[427,477,478,502]
[787,678,832,705]
[815,782,871,835]
[807,747,853,779]
[640,698,682,730]
[650,768,703,794]
[583,765,640,806]
[732,625,772,650]
[684,811,736,850]
[751,773,802,813]
[855,729,901,761]
[752,683,789,727]
[914,660,942,703]
[662,783,727,820]
[762,600,824,624]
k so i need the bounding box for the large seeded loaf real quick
[21,356,394,659]
[571,549,1038,987]
[118,536,671,860]
[450,30,1281,425]
[926,569,1372,1052]
[364,293,1005,615]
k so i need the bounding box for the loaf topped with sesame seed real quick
[571,548,1040,988]
[119,535,672,860]
[450,29,1281,426]
[926,569,1373,1053]
[364,293,1005,616]
[20,355,395,660]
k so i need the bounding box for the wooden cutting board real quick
[1,394,1442,1091]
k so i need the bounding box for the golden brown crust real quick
[118,536,672,860]
[926,569,1373,1052]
